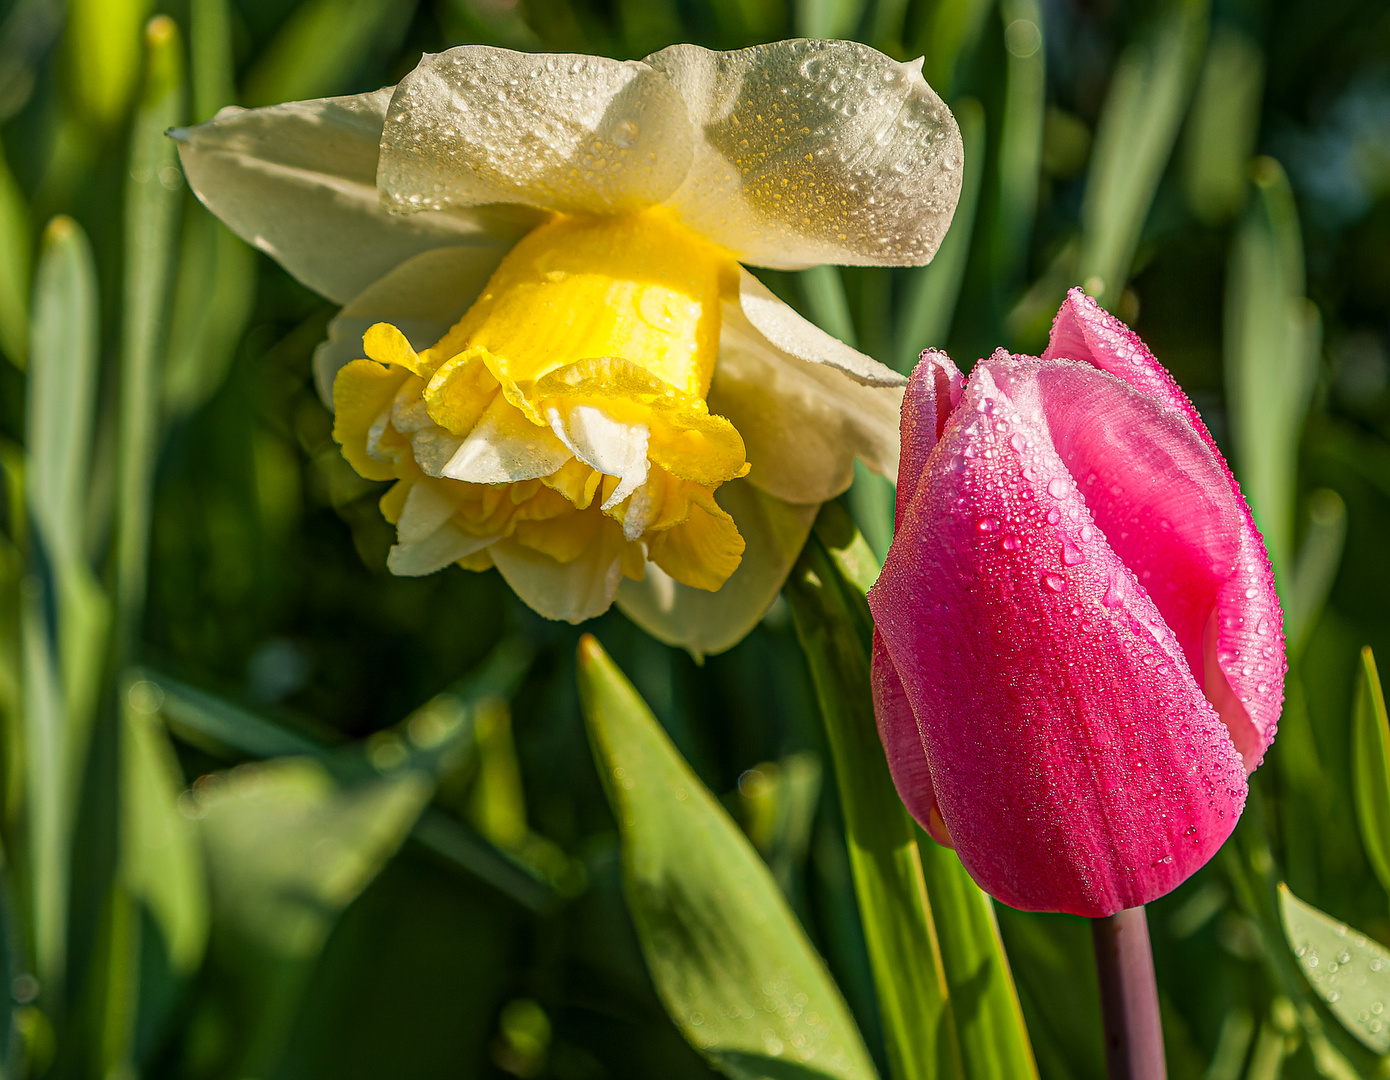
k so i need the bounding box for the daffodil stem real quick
[1091,906,1167,1080]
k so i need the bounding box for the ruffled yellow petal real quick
[645,490,745,592]
[333,358,410,481]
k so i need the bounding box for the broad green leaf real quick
[577,635,880,1080]
[1180,26,1264,224]
[0,150,29,369]
[242,0,419,106]
[1224,156,1319,579]
[915,0,993,94]
[1077,0,1208,309]
[1278,883,1390,1054]
[116,15,185,645]
[120,676,208,974]
[23,214,107,992]
[794,0,868,40]
[789,504,1039,1080]
[896,97,985,369]
[1352,648,1390,897]
[188,0,234,123]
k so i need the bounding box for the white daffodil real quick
[175,39,962,654]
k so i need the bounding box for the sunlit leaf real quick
[789,503,1039,1080]
[1352,648,1390,897]
[116,15,184,644]
[577,634,880,1080]
[993,0,1045,294]
[1285,489,1347,654]
[1278,883,1390,1054]
[1180,26,1263,224]
[65,0,151,125]
[0,151,29,370]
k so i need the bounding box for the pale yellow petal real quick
[646,40,963,269]
[489,520,630,623]
[173,91,538,303]
[616,479,817,656]
[378,47,694,217]
[710,292,902,504]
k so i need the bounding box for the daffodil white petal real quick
[313,245,516,404]
[490,531,627,624]
[396,480,459,545]
[443,400,573,483]
[175,91,538,304]
[645,40,963,270]
[546,406,650,509]
[388,520,494,576]
[615,479,818,656]
[710,285,903,504]
[378,47,695,217]
[737,270,904,387]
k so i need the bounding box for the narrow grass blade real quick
[242,0,420,106]
[914,0,994,97]
[23,215,105,995]
[577,634,880,1080]
[188,0,233,123]
[895,97,985,368]
[0,151,29,370]
[1077,0,1208,309]
[785,531,963,1080]
[800,503,1039,1080]
[116,15,185,647]
[1351,648,1390,897]
[1224,157,1319,579]
[794,0,867,39]
[1279,883,1390,1055]
[992,0,1045,295]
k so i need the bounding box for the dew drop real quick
[1103,570,1127,608]
[1000,534,1022,551]
[1046,509,1060,525]
[977,516,999,533]
[1047,478,1069,499]
[1043,572,1066,593]
[1061,537,1085,566]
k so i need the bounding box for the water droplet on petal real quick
[1061,537,1085,566]
[1043,572,1066,593]
[1047,478,1069,499]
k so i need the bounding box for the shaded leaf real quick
[1352,647,1390,897]
[577,634,879,1080]
[1278,883,1390,1054]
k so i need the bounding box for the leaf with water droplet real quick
[1352,648,1390,897]
[1279,883,1390,1052]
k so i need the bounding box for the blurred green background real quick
[1,0,1389,1076]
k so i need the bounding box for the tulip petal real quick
[174,92,538,304]
[313,246,509,405]
[1043,289,1283,769]
[709,277,903,504]
[870,631,952,847]
[895,350,963,528]
[645,40,963,270]
[869,362,1249,917]
[616,479,818,657]
[378,47,695,217]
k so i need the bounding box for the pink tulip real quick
[867,289,1284,917]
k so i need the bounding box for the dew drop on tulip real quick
[1043,572,1066,592]
[1061,537,1085,566]
[977,516,999,533]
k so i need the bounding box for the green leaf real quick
[895,96,985,368]
[23,214,108,993]
[1285,489,1347,655]
[577,634,880,1080]
[785,523,961,1080]
[1352,647,1390,897]
[788,504,1039,1080]
[120,676,209,975]
[242,0,420,106]
[794,0,868,39]
[1278,883,1390,1054]
[116,15,185,646]
[799,265,858,348]
[1180,26,1264,225]
[992,0,1045,294]
[1077,0,1208,309]
[0,150,29,370]
[1224,156,1319,580]
[65,0,151,125]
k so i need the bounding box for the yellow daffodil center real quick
[331,209,752,600]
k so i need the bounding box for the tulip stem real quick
[1091,906,1167,1080]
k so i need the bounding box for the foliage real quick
[0,0,1387,1077]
